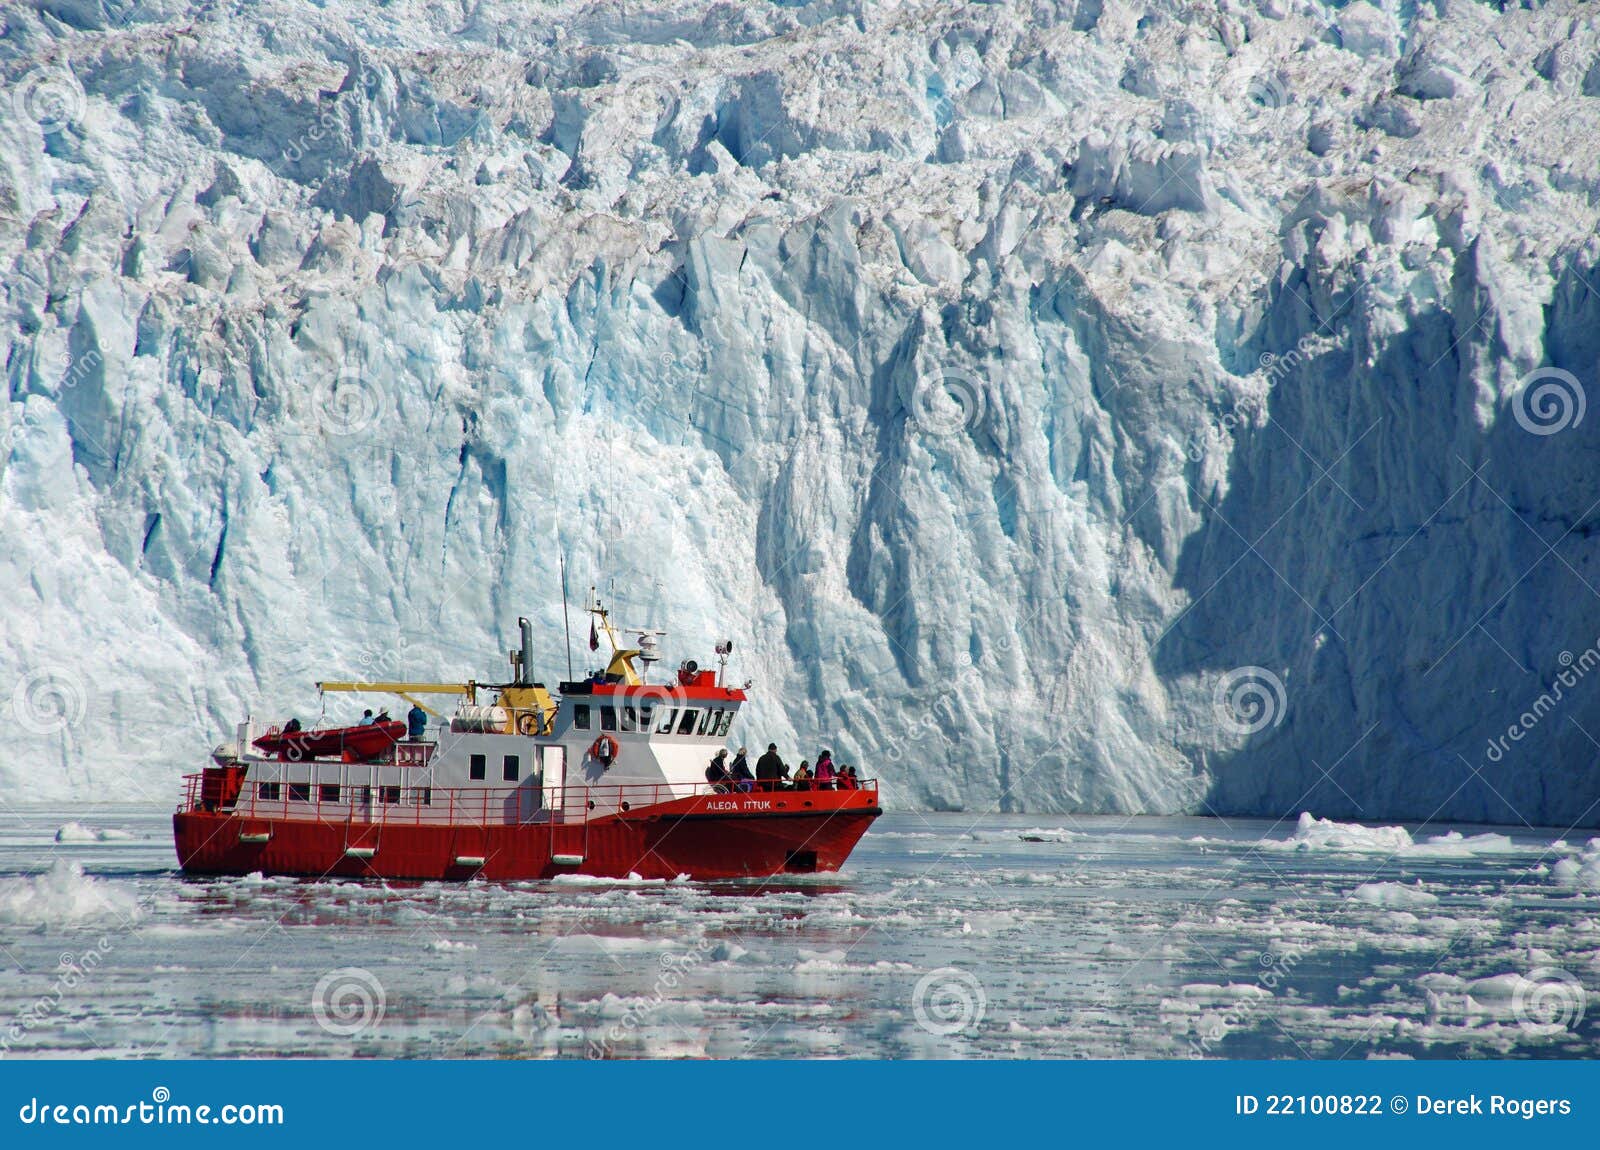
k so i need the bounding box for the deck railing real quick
[180,773,877,828]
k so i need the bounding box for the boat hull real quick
[173,794,880,881]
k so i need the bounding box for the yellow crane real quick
[314,680,480,719]
[315,679,557,735]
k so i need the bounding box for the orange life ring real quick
[589,734,619,766]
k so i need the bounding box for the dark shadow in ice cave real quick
[1152,242,1600,829]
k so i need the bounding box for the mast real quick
[560,552,573,681]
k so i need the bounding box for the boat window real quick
[503,754,519,782]
[639,705,654,731]
[320,784,341,803]
[257,782,280,802]
[599,705,617,732]
[412,787,432,806]
[380,785,401,805]
[676,709,699,734]
[697,708,715,736]
[288,782,311,802]
[716,710,734,737]
[656,708,677,733]
[353,786,371,805]
[573,704,590,731]
[469,753,486,781]
[621,705,638,733]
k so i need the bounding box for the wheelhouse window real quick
[599,705,617,732]
[697,708,716,736]
[716,710,735,737]
[380,785,401,805]
[639,705,654,730]
[469,753,486,781]
[257,782,280,802]
[573,704,591,731]
[621,705,638,733]
[503,754,520,782]
[656,708,677,733]
[676,709,699,735]
[288,782,311,802]
[319,784,341,803]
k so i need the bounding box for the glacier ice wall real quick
[4,0,1600,824]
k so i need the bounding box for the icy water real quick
[2,805,1598,1059]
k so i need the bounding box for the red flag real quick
[589,620,599,651]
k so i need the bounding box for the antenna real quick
[560,552,573,681]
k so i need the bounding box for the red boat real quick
[175,602,880,881]
[251,720,405,763]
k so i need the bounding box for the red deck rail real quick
[180,773,878,827]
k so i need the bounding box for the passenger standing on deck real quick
[406,704,428,742]
[814,750,836,790]
[729,747,755,793]
[792,760,812,791]
[755,743,788,791]
[705,749,732,793]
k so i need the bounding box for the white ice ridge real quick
[4,2,1600,821]
[1268,812,1520,855]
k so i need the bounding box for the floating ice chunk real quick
[0,861,140,925]
[549,872,667,885]
[54,822,136,843]
[1268,814,1525,856]
[1418,831,1517,854]
[1551,842,1600,890]
[1178,983,1271,999]
[1352,881,1438,910]
[1272,812,1415,853]
[1015,828,1078,843]
[429,938,477,952]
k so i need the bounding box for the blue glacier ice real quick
[3,0,1600,824]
